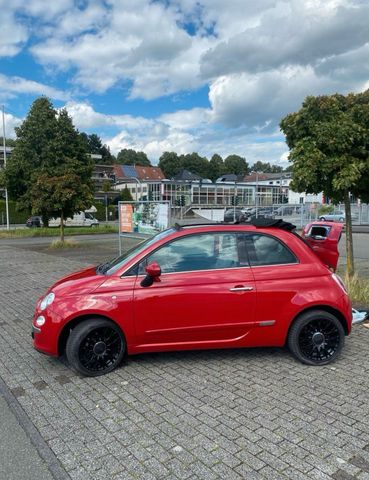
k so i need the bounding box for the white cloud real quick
[200,0,369,77]
[63,101,288,166]
[0,6,28,56]
[0,74,68,101]
[208,65,359,130]
[1,112,22,139]
[2,0,369,168]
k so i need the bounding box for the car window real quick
[138,232,241,274]
[244,234,298,266]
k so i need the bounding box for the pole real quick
[255,172,259,218]
[2,106,10,230]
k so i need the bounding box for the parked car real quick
[319,211,345,222]
[26,216,43,228]
[223,208,247,223]
[256,207,274,218]
[32,220,351,376]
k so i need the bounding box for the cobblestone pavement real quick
[1,242,369,480]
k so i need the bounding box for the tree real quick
[208,154,225,181]
[117,148,151,166]
[29,109,94,241]
[3,98,94,240]
[4,97,59,208]
[224,155,249,176]
[158,151,182,178]
[119,186,133,202]
[251,161,283,173]
[180,152,210,178]
[0,137,17,147]
[80,133,115,164]
[280,91,369,276]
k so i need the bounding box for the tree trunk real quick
[60,211,65,243]
[344,190,354,277]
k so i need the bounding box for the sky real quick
[1,0,368,167]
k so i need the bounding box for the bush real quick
[0,200,29,225]
[93,202,117,221]
[318,204,334,216]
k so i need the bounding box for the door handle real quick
[229,286,254,292]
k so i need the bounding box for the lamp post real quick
[255,171,259,218]
[2,106,9,230]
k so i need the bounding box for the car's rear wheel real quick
[339,217,344,222]
[288,310,344,365]
[66,318,125,376]
[320,216,326,221]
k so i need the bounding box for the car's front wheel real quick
[66,318,126,376]
[320,216,326,221]
[288,310,344,365]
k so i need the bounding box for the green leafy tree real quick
[0,137,17,147]
[251,161,283,173]
[208,154,225,181]
[180,152,210,178]
[80,133,115,164]
[224,154,249,176]
[4,97,59,203]
[280,91,369,276]
[4,98,93,239]
[158,151,182,178]
[119,186,133,202]
[29,109,94,241]
[117,148,151,166]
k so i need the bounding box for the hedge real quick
[0,200,29,225]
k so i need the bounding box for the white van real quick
[49,211,99,228]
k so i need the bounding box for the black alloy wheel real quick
[288,310,345,365]
[66,318,125,376]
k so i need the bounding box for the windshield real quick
[102,228,176,275]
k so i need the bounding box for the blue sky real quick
[1,0,368,166]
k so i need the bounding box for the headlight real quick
[35,316,46,326]
[40,292,55,311]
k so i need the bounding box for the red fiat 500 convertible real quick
[32,219,351,376]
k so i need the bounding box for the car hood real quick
[49,266,106,296]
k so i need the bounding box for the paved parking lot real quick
[1,238,369,479]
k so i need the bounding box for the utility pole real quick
[1,105,10,230]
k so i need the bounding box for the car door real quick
[242,232,304,346]
[302,221,343,270]
[131,231,256,350]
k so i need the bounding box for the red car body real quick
[32,221,352,375]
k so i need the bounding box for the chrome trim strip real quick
[259,320,276,326]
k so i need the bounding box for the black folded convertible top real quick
[250,217,296,231]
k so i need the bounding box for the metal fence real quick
[172,202,369,228]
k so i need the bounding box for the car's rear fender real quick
[284,303,351,346]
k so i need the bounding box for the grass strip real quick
[0,225,118,238]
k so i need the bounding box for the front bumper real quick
[32,308,63,357]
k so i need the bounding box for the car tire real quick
[66,318,126,376]
[339,217,344,222]
[320,217,326,221]
[287,310,345,366]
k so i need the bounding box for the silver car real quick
[319,211,345,222]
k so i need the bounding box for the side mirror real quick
[140,262,161,287]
